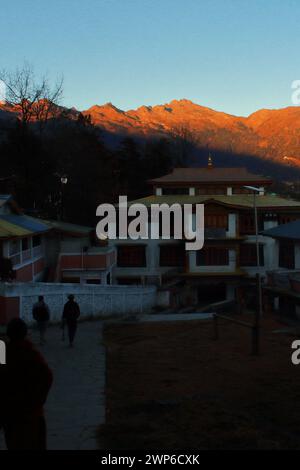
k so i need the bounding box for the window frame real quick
[196,247,230,266]
[32,234,42,248]
[240,243,264,267]
[9,239,20,256]
[159,244,185,267]
[117,245,147,268]
[279,241,295,269]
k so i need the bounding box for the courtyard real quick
[100,314,300,450]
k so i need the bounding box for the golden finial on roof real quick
[208,153,213,168]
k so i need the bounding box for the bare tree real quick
[0,62,63,130]
[170,124,200,166]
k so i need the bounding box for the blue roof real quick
[0,194,12,207]
[262,220,300,241]
[0,214,50,234]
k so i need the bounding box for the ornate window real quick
[196,247,229,266]
[159,244,185,267]
[279,241,295,269]
[240,244,264,266]
[117,245,146,267]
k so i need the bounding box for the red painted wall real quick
[14,257,45,281]
[0,296,20,325]
[33,258,45,276]
[60,254,108,270]
[15,263,33,282]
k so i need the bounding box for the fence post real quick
[251,325,259,355]
[213,314,219,340]
[251,274,261,355]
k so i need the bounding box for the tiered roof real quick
[129,194,300,210]
[149,167,272,185]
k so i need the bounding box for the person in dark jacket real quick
[62,294,80,347]
[0,318,53,450]
[32,295,50,345]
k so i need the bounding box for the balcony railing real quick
[266,269,300,291]
[9,246,43,267]
[32,245,42,258]
[9,253,21,266]
[22,249,31,261]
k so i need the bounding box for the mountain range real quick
[1,98,300,173]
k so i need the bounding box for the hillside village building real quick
[263,220,300,320]
[0,195,116,322]
[109,162,300,310]
[0,195,115,285]
[1,161,300,322]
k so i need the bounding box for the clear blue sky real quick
[0,0,299,115]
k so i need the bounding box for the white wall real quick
[0,282,157,324]
[242,231,278,277]
[61,269,110,284]
[227,213,236,237]
[226,284,236,300]
[295,244,300,269]
[262,220,279,272]
[63,237,89,249]
[261,237,300,272]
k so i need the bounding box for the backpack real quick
[63,301,80,323]
[33,303,50,322]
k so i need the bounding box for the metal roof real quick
[0,215,94,239]
[262,220,300,241]
[128,194,300,209]
[0,214,50,232]
[0,194,12,208]
[41,219,93,236]
[0,220,31,238]
[149,167,272,184]
[0,214,50,239]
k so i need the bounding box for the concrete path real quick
[138,312,213,322]
[0,320,105,450]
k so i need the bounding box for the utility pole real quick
[244,185,263,355]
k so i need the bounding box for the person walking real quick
[0,318,53,450]
[32,295,50,345]
[62,294,80,347]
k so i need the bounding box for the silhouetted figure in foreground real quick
[62,294,80,347]
[32,295,50,345]
[0,318,53,450]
